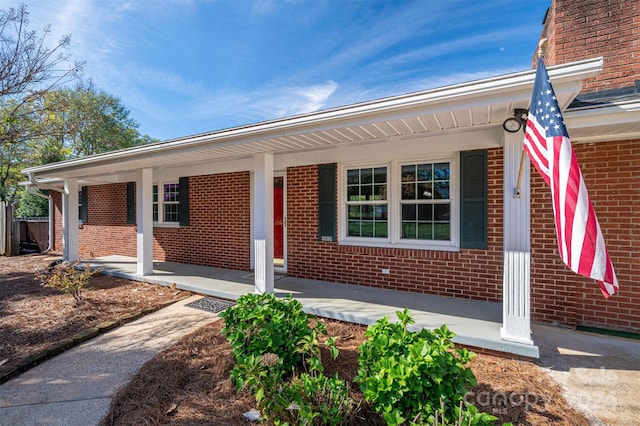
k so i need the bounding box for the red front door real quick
[274,176,284,266]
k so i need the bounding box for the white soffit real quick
[23,58,603,181]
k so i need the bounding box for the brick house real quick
[23,0,639,347]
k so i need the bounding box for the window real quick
[346,167,388,238]
[400,162,450,241]
[339,157,458,250]
[153,182,180,224]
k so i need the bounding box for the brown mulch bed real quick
[0,253,191,379]
[102,319,589,426]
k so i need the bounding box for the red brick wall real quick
[539,0,640,93]
[52,191,62,252]
[152,172,251,270]
[80,183,136,258]
[51,172,251,271]
[285,149,505,302]
[530,139,640,331]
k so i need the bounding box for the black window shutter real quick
[80,186,88,223]
[126,182,135,224]
[460,150,488,249]
[179,177,189,226]
[318,164,336,241]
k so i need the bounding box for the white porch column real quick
[62,178,79,262]
[253,153,274,293]
[501,132,533,344]
[136,168,154,276]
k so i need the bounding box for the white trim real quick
[338,154,459,251]
[153,181,180,226]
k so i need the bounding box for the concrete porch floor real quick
[85,255,539,358]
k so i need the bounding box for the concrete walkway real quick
[0,295,218,426]
[85,255,539,358]
[533,324,640,426]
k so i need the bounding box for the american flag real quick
[523,59,618,298]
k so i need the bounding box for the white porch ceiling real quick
[24,58,607,187]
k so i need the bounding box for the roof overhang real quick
[23,58,606,188]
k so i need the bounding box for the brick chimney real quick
[535,0,639,96]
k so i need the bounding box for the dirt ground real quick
[0,253,190,378]
[102,319,589,426]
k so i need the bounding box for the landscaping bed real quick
[0,253,191,381]
[102,318,589,425]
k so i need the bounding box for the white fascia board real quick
[565,100,640,127]
[23,58,603,179]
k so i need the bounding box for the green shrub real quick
[220,293,325,375]
[222,293,355,425]
[356,309,477,426]
[284,372,356,426]
[35,261,99,303]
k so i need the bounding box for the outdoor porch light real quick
[503,108,529,133]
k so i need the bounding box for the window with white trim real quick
[153,182,180,224]
[400,162,450,241]
[346,167,388,238]
[339,157,457,250]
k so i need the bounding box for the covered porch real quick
[86,255,539,358]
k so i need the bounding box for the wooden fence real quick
[0,203,48,256]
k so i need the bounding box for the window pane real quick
[347,185,360,201]
[347,169,360,185]
[362,205,373,220]
[402,183,415,200]
[434,163,450,180]
[164,203,180,222]
[434,223,450,240]
[348,221,361,237]
[434,181,449,200]
[373,184,386,200]
[417,164,432,181]
[374,167,387,183]
[348,205,360,219]
[361,168,372,184]
[418,223,433,239]
[164,183,179,202]
[374,222,388,238]
[417,182,433,199]
[418,204,432,221]
[361,222,373,237]
[434,204,450,221]
[375,205,387,220]
[361,184,373,199]
[402,204,416,221]
[402,222,417,239]
[401,165,415,181]
[153,204,159,222]
[153,185,158,203]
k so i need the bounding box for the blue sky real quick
[6,1,551,141]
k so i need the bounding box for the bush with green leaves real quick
[220,293,326,374]
[356,309,478,426]
[221,292,355,425]
[35,261,99,303]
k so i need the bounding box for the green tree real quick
[0,5,157,211]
